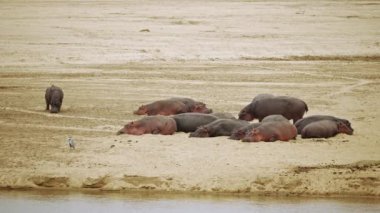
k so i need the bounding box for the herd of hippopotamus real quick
[45,85,354,142]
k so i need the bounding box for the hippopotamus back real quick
[262,114,289,123]
[172,113,218,132]
[190,119,249,137]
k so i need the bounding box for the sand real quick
[0,0,379,197]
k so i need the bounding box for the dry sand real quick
[0,0,379,197]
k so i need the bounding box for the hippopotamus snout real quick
[50,106,59,113]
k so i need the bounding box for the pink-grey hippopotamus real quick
[230,114,289,140]
[242,121,297,142]
[189,119,249,138]
[238,95,308,123]
[45,85,64,113]
[301,120,353,139]
[294,115,353,134]
[117,115,177,135]
[134,97,212,116]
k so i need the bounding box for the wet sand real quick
[0,0,379,197]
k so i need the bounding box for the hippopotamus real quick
[189,119,249,138]
[252,93,275,102]
[117,115,177,135]
[229,123,261,140]
[211,112,236,119]
[242,121,297,142]
[45,85,64,113]
[171,113,218,132]
[261,114,289,123]
[134,99,188,116]
[294,115,353,134]
[134,98,212,116]
[238,96,308,123]
[301,120,353,139]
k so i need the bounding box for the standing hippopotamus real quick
[189,119,249,138]
[229,123,261,140]
[301,120,353,139]
[45,85,64,113]
[294,115,353,134]
[242,121,297,142]
[238,96,308,123]
[117,116,177,135]
[134,99,188,116]
[171,113,218,132]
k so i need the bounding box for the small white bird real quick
[67,136,75,149]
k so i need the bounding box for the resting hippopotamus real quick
[261,114,289,123]
[294,115,353,134]
[45,85,64,113]
[170,97,212,114]
[117,115,177,135]
[211,112,236,119]
[229,123,261,140]
[252,93,275,102]
[301,120,353,139]
[242,121,297,142]
[238,96,308,123]
[134,99,188,116]
[189,119,249,138]
[171,113,218,132]
[134,98,212,116]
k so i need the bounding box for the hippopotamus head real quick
[238,109,254,121]
[50,97,61,113]
[189,126,210,137]
[134,105,147,115]
[190,102,212,114]
[230,129,246,140]
[337,121,354,135]
[117,122,145,135]
[242,129,276,142]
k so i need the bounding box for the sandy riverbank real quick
[0,0,379,197]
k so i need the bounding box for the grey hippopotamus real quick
[45,85,64,113]
[261,114,289,123]
[301,120,353,139]
[238,96,308,123]
[171,113,218,133]
[229,123,261,140]
[252,93,275,102]
[294,115,353,134]
[211,112,236,119]
[242,121,297,142]
[117,115,177,135]
[189,119,249,138]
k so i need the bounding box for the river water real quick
[0,190,379,213]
